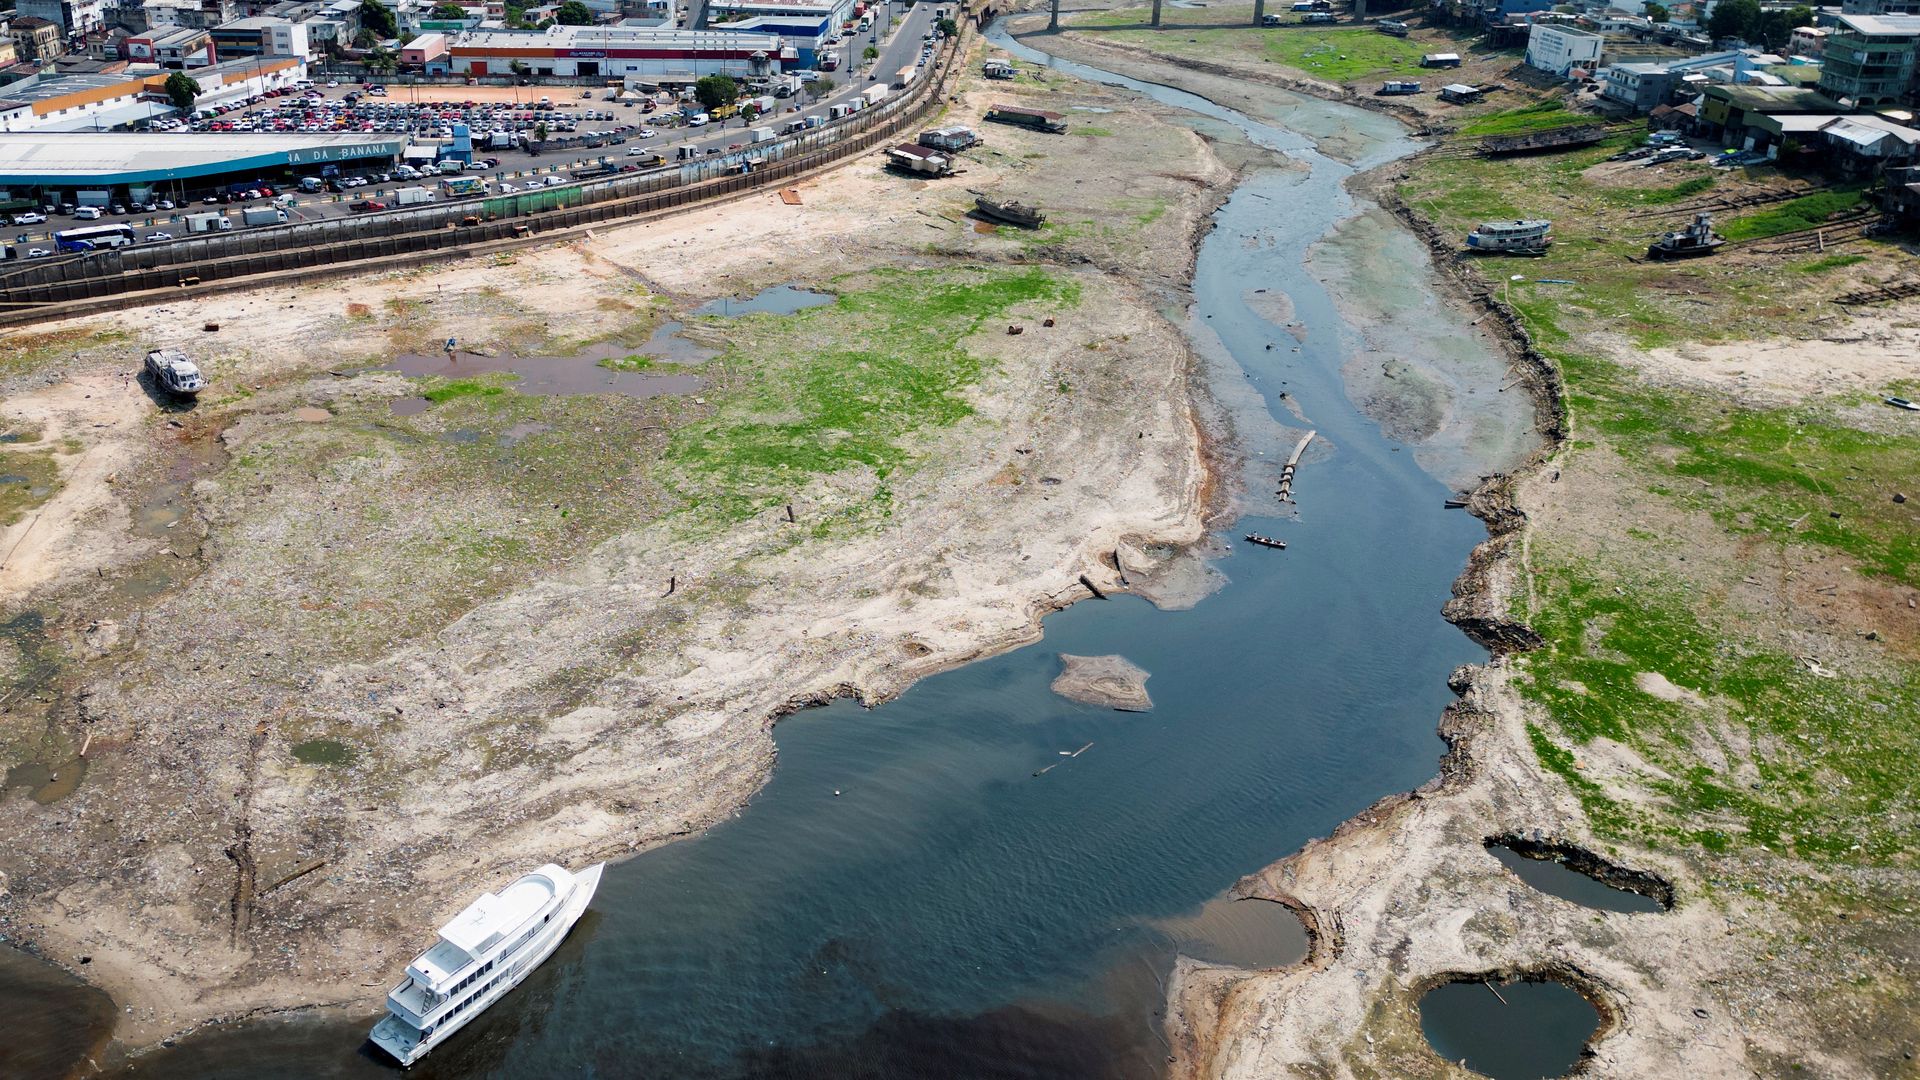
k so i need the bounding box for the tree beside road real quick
[695,74,739,112]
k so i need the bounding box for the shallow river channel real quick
[10,29,1537,1080]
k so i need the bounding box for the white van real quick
[686,112,710,126]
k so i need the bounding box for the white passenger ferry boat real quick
[1464,218,1553,255]
[370,862,603,1066]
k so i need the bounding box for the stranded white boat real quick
[1465,218,1552,255]
[369,861,603,1066]
[143,347,205,396]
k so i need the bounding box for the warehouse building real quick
[0,55,303,133]
[449,25,788,80]
[0,131,403,203]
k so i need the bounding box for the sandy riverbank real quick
[0,46,1244,1062]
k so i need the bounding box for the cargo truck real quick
[394,186,436,206]
[749,126,777,143]
[186,211,232,233]
[241,207,288,227]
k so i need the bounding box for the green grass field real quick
[663,267,1079,528]
[1066,21,1429,81]
[1718,187,1869,242]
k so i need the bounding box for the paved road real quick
[8,1,938,251]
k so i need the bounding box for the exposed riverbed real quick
[8,29,1535,1079]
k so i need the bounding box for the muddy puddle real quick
[385,345,706,399]
[691,284,834,318]
[1150,895,1307,970]
[0,610,56,689]
[1420,976,1600,1079]
[623,323,721,365]
[291,739,355,766]
[132,433,225,542]
[1487,845,1667,914]
[384,284,830,406]
[3,756,89,805]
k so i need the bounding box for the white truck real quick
[241,207,288,227]
[394,186,436,206]
[186,211,232,233]
[860,84,889,107]
[749,126,777,143]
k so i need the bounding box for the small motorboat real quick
[1443,497,1470,509]
[1244,533,1287,549]
[1888,396,1919,412]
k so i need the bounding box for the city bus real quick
[52,223,137,253]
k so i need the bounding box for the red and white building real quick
[448,25,788,80]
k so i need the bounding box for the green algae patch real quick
[422,375,516,403]
[1719,188,1868,242]
[0,451,61,526]
[1457,101,1586,138]
[663,267,1079,527]
[599,354,660,373]
[292,738,356,765]
[1517,557,1920,867]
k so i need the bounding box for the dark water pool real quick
[693,284,836,317]
[1420,977,1601,1079]
[1487,844,1667,915]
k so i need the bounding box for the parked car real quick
[73,206,103,220]
[466,160,490,171]
[158,199,175,210]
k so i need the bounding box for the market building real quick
[448,25,788,80]
[0,130,403,203]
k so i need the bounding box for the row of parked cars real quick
[8,197,186,226]
[178,91,617,141]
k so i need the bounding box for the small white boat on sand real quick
[370,861,603,1067]
[143,347,205,396]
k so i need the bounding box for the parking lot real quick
[5,0,940,252]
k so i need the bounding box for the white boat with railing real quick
[1464,218,1552,255]
[143,347,205,396]
[369,861,603,1066]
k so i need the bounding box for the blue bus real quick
[53,223,137,253]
